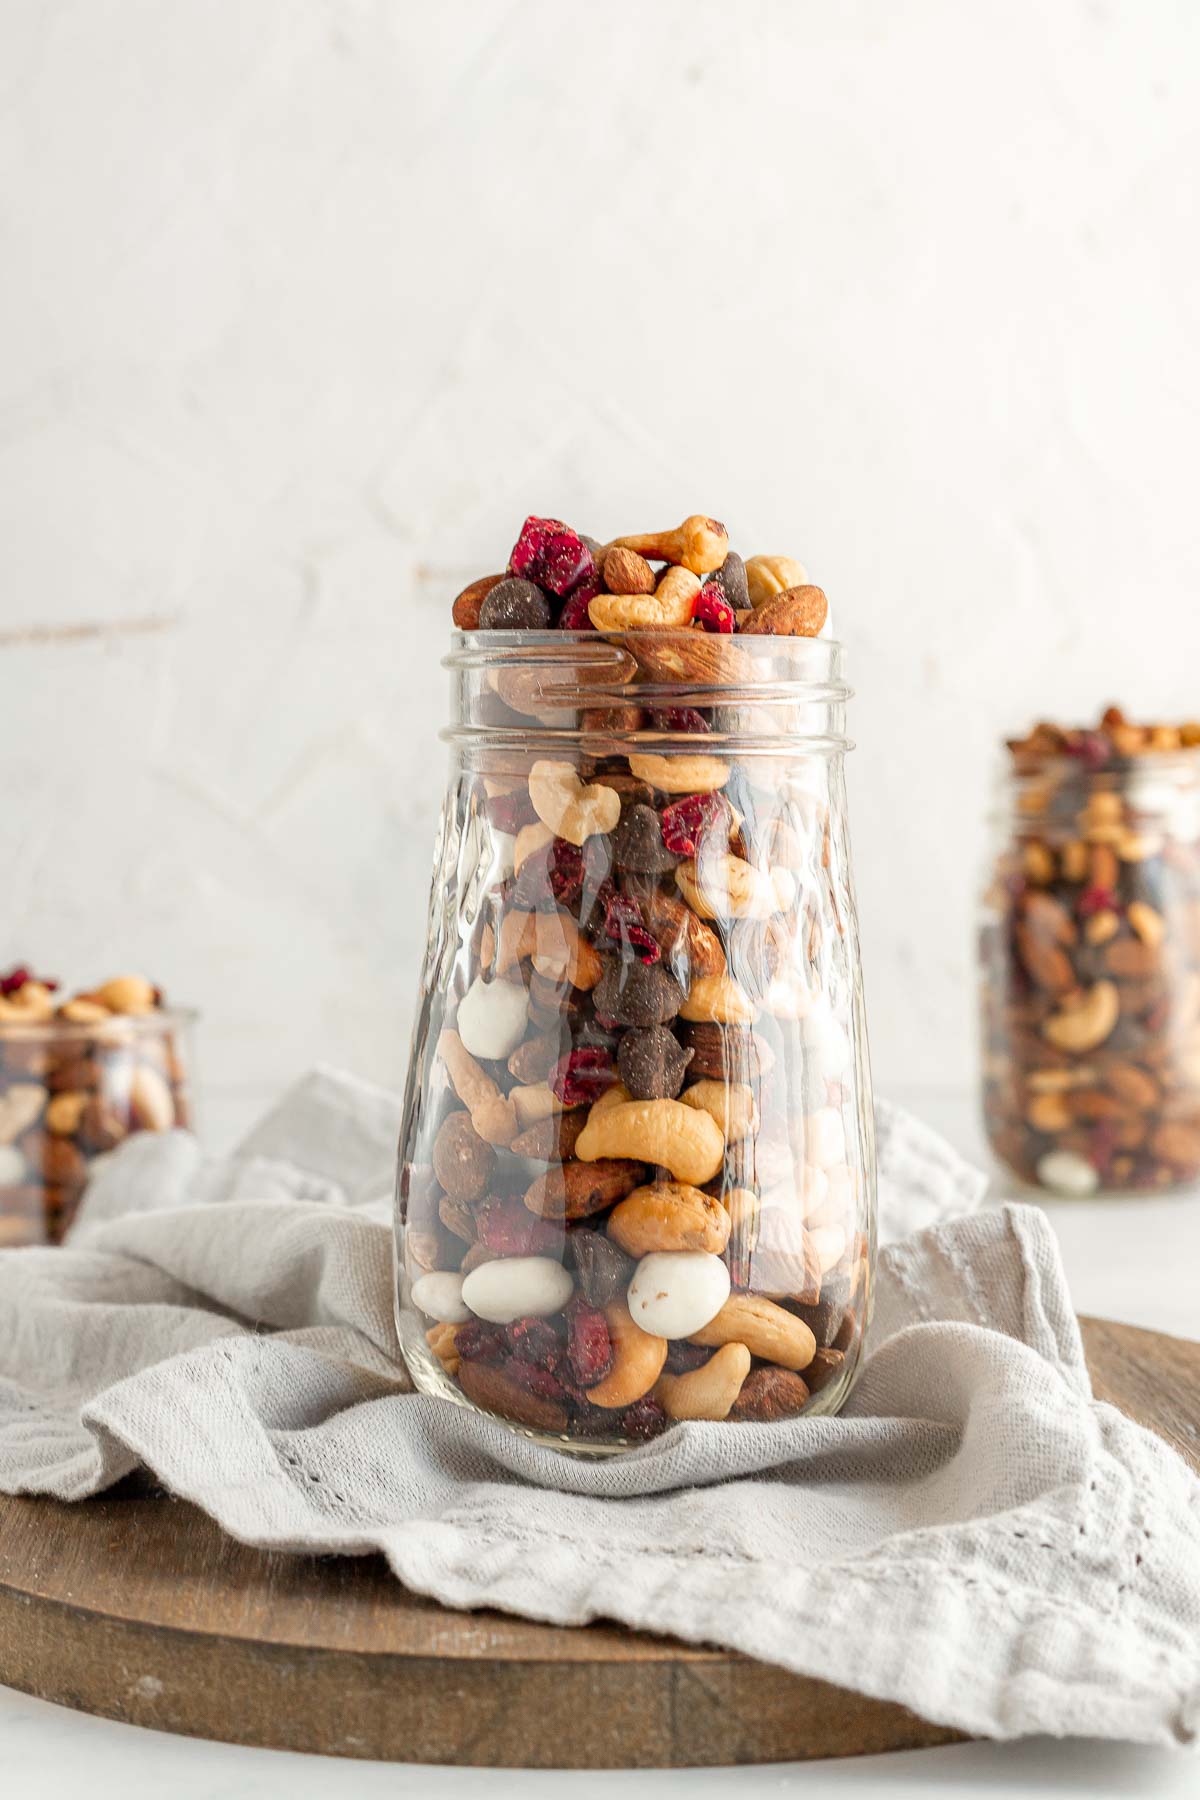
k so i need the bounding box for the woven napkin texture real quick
[0,1069,1197,1748]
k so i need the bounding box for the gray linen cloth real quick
[1,1068,1198,1749]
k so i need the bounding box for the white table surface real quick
[3,1087,1198,1798]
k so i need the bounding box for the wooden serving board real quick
[1,1316,1196,1769]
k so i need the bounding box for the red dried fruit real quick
[621,1397,669,1442]
[660,792,730,858]
[550,1045,617,1107]
[0,965,58,996]
[505,1315,564,1370]
[1077,885,1118,918]
[455,1321,508,1362]
[514,837,590,911]
[475,1201,560,1256]
[603,893,661,965]
[691,584,735,633]
[509,516,595,597]
[566,1300,614,1385]
[649,707,711,734]
[505,1359,567,1401]
[549,840,586,904]
[485,789,538,836]
[557,588,599,630]
[1065,731,1111,771]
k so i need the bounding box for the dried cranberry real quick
[557,589,598,630]
[475,1202,559,1256]
[1088,1120,1120,1175]
[506,1359,566,1401]
[455,1321,508,1362]
[1077,885,1118,918]
[514,837,589,911]
[664,1341,711,1374]
[549,841,587,904]
[1065,731,1111,771]
[603,893,661,964]
[566,1300,614,1385]
[621,1397,669,1442]
[691,584,735,633]
[506,1316,564,1370]
[649,707,711,734]
[550,1045,617,1107]
[509,516,595,597]
[485,790,537,835]
[660,791,730,858]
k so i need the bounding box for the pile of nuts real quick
[980,707,1200,1195]
[0,967,191,1246]
[399,513,869,1446]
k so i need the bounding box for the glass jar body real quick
[979,754,1200,1196]
[395,632,876,1453]
[0,1010,197,1246]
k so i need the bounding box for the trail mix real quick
[980,707,1200,1195]
[398,513,870,1446]
[0,967,191,1245]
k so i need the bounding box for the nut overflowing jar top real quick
[452,512,833,643]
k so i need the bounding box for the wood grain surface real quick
[0,1315,1195,1769]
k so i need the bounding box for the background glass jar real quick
[979,748,1200,1195]
[0,1009,196,1246]
[394,630,875,1453]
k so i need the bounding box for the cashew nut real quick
[92,974,158,1015]
[575,1096,725,1185]
[509,1083,572,1129]
[0,1083,46,1145]
[493,909,540,974]
[678,973,758,1024]
[1042,980,1120,1054]
[437,1028,519,1146]
[530,909,603,990]
[586,1300,668,1408]
[0,983,56,1023]
[627,752,730,795]
[745,555,808,606]
[607,1181,732,1256]
[610,515,729,576]
[680,1079,758,1144]
[655,1342,752,1421]
[588,573,698,632]
[676,854,796,920]
[687,1292,816,1371]
[528,760,621,846]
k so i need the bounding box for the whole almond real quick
[523,1157,645,1220]
[458,1359,568,1433]
[738,584,828,638]
[730,1365,811,1421]
[632,631,750,687]
[510,1110,588,1162]
[452,573,503,630]
[602,546,656,596]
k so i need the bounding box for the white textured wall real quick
[2,1,1198,1140]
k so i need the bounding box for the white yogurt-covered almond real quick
[626,1250,730,1340]
[461,1255,574,1324]
[410,1270,470,1324]
[455,974,530,1061]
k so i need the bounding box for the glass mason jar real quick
[395,630,876,1453]
[0,1009,196,1247]
[979,747,1200,1195]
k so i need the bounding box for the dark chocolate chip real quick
[611,803,679,874]
[593,958,683,1027]
[710,550,748,612]
[618,1025,693,1101]
[570,1229,633,1306]
[478,578,553,630]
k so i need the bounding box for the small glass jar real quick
[394,629,876,1453]
[0,1009,196,1246]
[979,743,1200,1196]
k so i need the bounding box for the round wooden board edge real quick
[0,1313,1195,1768]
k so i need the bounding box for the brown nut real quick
[507,1028,564,1085]
[588,580,698,631]
[452,573,504,630]
[92,975,158,1016]
[130,1064,176,1131]
[629,631,751,688]
[1103,1060,1160,1111]
[636,890,727,978]
[607,1181,731,1256]
[1104,939,1160,980]
[1150,1121,1200,1168]
[57,998,111,1025]
[523,1157,646,1221]
[627,751,730,795]
[678,1021,776,1083]
[530,910,604,991]
[655,1342,751,1421]
[585,1300,668,1408]
[1015,923,1076,996]
[576,1097,725,1186]
[0,1083,47,1146]
[610,515,729,576]
[528,761,621,846]
[677,973,758,1025]
[426,1322,462,1376]
[601,545,657,595]
[44,1092,87,1137]
[730,1365,811,1421]
[437,1029,519,1146]
[687,1292,816,1371]
[1042,981,1120,1054]
[738,585,828,638]
[432,1110,494,1202]
[77,1097,127,1153]
[458,1358,568,1433]
[804,1346,846,1393]
[675,854,795,921]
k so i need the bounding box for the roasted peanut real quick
[607,1181,732,1257]
[586,1300,668,1408]
[575,1096,725,1185]
[528,761,621,845]
[655,1343,752,1421]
